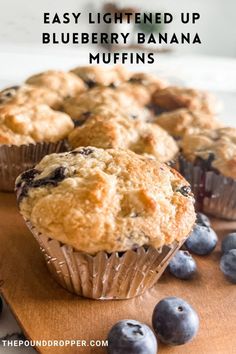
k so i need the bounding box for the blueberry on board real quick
[185,224,218,255]
[220,249,236,283]
[196,212,211,227]
[152,297,199,346]
[169,250,197,280]
[221,233,236,254]
[107,319,158,354]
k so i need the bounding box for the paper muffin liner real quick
[0,141,67,192]
[26,221,185,300]
[179,155,236,220]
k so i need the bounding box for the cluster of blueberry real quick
[168,212,236,283]
[107,296,199,353]
[107,213,236,353]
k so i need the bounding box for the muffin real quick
[0,104,73,191]
[62,86,151,123]
[70,65,130,87]
[153,109,223,139]
[152,86,219,116]
[16,147,195,299]
[118,72,168,106]
[0,84,62,110]
[180,128,236,220]
[26,70,86,99]
[68,110,178,163]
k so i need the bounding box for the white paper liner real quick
[0,141,67,192]
[179,156,236,220]
[26,222,184,300]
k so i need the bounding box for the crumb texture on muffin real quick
[154,109,222,138]
[152,86,218,115]
[26,70,86,98]
[181,127,236,178]
[16,147,195,254]
[0,104,74,145]
[68,110,178,162]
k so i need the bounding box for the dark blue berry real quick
[107,319,158,354]
[221,233,236,254]
[152,297,199,346]
[220,250,236,283]
[196,212,211,227]
[169,250,197,280]
[185,225,218,255]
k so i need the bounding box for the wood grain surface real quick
[0,192,236,354]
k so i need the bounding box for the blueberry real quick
[107,319,158,354]
[220,250,236,283]
[169,250,197,280]
[221,233,236,254]
[196,212,211,227]
[185,225,218,255]
[152,297,199,346]
[0,297,2,315]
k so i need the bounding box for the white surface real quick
[0,47,236,353]
[1,0,236,57]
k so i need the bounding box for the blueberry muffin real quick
[181,128,236,179]
[0,103,74,145]
[0,85,61,110]
[26,70,86,99]
[70,65,130,87]
[62,86,150,122]
[118,72,168,106]
[180,128,236,220]
[152,86,218,116]
[68,110,178,163]
[16,147,195,254]
[154,109,223,139]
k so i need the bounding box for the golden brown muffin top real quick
[16,147,195,254]
[26,70,86,98]
[0,103,74,145]
[62,86,150,121]
[117,72,168,106]
[70,65,130,87]
[154,108,223,138]
[181,127,236,179]
[152,86,218,115]
[0,84,62,110]
[68,110,178,162]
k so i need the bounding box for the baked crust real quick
[0,85,62,110]
[68,110,178,162]
[62,86,150,121]
[70,65,130,87]
[118,72,168,106]
[26,70,86,98]
[152,86,218,115]
[154,108,222,138]
[0,103,74,145]
[181,127,236,179]
[16,147,195,254]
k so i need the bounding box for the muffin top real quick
[154,108,223,138]
[62,86,149,121]
[152,86,218,115]
[0,84,62,110]
[117,72,168,106]
[16,147,195,254]
[68,110,178,162]
[181,127,236,178]
[26,70,86,98]
[0,103,74,145]
[70,65,130,87]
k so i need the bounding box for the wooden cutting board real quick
[0,192,236,354]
